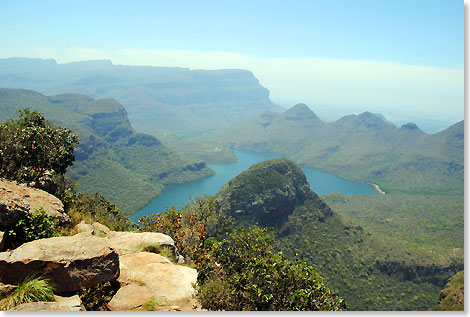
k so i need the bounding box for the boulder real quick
[107,282,154,311]
[107,231,174,256]
[0,184,30,228]
[110,251,197,309]
[0,233,119,293]
[92,222,110,235]
[73,220,94,233]
[0,178,69,228]
[53,294,85,311]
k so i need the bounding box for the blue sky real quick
[0,0,464,130]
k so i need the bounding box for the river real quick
[130,149,378,222]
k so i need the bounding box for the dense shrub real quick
[196,226,345,311]
[181,195,233,238]
[0,109,78,185]
[65,192,132,231]
[6,208,60,249]
[138,207,206,264]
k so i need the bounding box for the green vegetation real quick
[322,193,464,265]
[134,242,175,262]
[0,89,215,215]
[212,158,462,310]
[137,207,206,265]
[433,271,464,311]
[5,208,60,249]
[65,192,132,231]
[79,280,120,311]
[137,298,165,311]
[196,226,345,311]
[180,195,233,238]
[0,108,78,186]
[0,276,55,310]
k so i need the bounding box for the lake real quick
[130,149,378,222]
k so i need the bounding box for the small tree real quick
[196,226,346,311]
[0,109,78,185]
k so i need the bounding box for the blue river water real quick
[130,149,378,221]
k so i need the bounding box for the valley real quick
[0,57,463,311]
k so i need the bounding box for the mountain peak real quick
[399,122,422,132]
[217,158,312,225]
[284,103,319,120]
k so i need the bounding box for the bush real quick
[0,276,55,310]
[65,192,132,231]
[181,195,233,238]
[0,109,78,185]
[6,208,60,249]
[196,226,345,311]
[137,207,206,264]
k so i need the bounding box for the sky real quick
[0,0,464,131]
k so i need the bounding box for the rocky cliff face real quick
[216,158,327,226]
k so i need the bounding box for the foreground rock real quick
[107,252,198,311]
[0,178,69,228]
[106,231,175,256]
[0,233,119,293]
[11,299,85,311]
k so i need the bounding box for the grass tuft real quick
[0,276,55,310]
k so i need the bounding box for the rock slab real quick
[0,233,119,293]
[0,178,69,228]
[108,252,198,311]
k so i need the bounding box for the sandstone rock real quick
[0,234,119,293]
[107,282,154,311]
[54,294,85,311]
[73,220,94,233]
[117,252,197,303]
[10,301,84,311]
[0,184,30,228]
[107,231,174,256]
[93,222,110,235]
[0,178,69,228]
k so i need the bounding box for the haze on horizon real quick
[0,0,463,132]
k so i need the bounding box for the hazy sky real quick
[0,0,464,130]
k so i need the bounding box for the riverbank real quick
[372,183,386,195]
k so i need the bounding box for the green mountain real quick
[0,88,214,215]
[0,57,282,138]
[215,159,462,310]
[200,104,463,195]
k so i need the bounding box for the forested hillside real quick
[0,88,214,215]
[214,158,463,310]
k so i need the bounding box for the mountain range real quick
[0,57,281,138]
[196,103,464,195]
